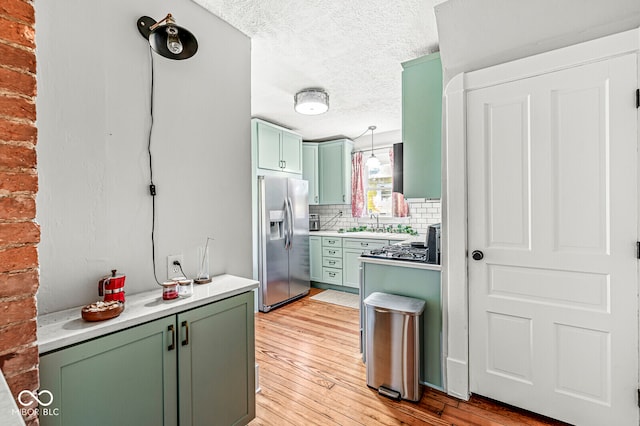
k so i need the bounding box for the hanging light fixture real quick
[294,89,329,115]
[366,125,380,170]
[137,13,198,60]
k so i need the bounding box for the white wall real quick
[435,0,640,84]
[35,0,251,314]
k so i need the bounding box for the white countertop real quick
[359,256,442,271]
[310,230,413,241]
[37,274,258,354]
[0,371,25,425]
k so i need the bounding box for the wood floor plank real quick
[249,290,566,426]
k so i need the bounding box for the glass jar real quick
[161,281,179,300]
[178,279,193,298]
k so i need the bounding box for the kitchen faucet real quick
[370,213,380,231]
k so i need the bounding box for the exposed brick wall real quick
[0,0,39,424]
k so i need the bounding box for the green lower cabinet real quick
[361,262,442,389]
[178,293,255,426]
[309,236,323,282]
[342,249,363,288]
[39,292,255,426]
[40,316,177,426]
[342,239,388,288]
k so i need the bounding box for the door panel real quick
[468,54,638,426]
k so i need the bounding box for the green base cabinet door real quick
[178,292,255,426]
[39,316,178,426]
[309,236,323,282]
[401,52,442,199]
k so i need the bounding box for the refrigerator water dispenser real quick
[269,210,285,240]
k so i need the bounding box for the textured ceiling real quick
[194,0,443,141]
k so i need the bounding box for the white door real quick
[467,54,638,426]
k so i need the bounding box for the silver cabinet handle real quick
[361,242,369,247]
[329,272,336,277]
[315,196,319,202]
[329,261,336,265]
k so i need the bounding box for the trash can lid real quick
[363,292,426,315]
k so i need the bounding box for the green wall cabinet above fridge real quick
[253,118,302,174]
[402,52,443,199]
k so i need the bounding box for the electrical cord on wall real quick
[147,46,162,286]
[321,211,343,230]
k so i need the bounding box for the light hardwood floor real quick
[250,288,567,426]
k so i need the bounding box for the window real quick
[365,150,393,217]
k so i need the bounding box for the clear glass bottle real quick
[178,279,193,298]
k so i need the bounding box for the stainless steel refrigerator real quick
[258,176,310,312]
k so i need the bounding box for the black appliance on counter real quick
[426,223,441,264]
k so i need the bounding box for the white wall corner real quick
[446,357,470,400]
[442,71,469,399]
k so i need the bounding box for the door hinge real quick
[637,242,640,259]
[637,388,640,407]
[636,89,640,108]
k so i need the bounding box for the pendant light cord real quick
[147,46,162,286]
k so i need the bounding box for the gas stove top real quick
[361,244,430,263]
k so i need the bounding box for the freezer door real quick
[288,178,310,298]
[258,176,290,310]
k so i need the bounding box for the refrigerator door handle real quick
[286,197,294,250]
[283,203,290,250]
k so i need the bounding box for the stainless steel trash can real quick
[363,292,425,402]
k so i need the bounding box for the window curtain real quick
[351,151,365,217]
[389,148,409,217]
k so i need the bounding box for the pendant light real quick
[366,125,380,170]
[294,89,329,115]
[137,14,198,60]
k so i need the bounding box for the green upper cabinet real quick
[254,118,302,174]
[402,52,443,199]
[302,143,319,205]
[318,139,353,205]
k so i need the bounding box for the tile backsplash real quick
[309,199,441,236]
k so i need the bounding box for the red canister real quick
[98,269,126,303]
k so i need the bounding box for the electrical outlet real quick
[167,254,184,279]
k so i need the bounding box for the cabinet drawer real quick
[322,267,343,285]
[322,257,343,269]
[323,247,343,258]
[322,237,343,248]
[343,238,388,250]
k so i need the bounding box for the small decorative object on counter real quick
[98,269,126,303]
[81,300,124,322]
[195,237,213,284]
[161,281,179,300]
[178,278,193,298]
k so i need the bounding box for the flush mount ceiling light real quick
[137,13,198,60]
[294,89,329,115]
[366,125,380,170]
